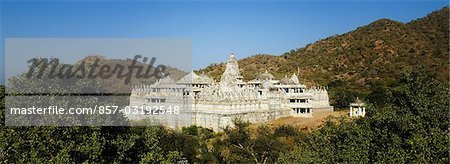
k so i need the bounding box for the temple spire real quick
[220,53,243,86]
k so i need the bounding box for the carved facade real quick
[127,54,333,131]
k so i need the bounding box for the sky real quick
[1,0,448,83]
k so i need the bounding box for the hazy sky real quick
[1,0,448,83]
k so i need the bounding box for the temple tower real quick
[220,54,244,89]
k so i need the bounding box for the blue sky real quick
[1,0,448,83]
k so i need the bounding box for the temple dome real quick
[156,75,176,85]
[354,97,363,104]
[199,72,214,82]
[350,97,365,106]
[280,75,295,84]
[257,70,275,80]
[177,71,214,84]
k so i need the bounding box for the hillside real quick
[198,7,449,107]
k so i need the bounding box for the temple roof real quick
[199,72,213,81]
[155,75,176,85]
[257,70,275,81]
[355,97,363,103]
[280,75,295,84]
[350,97,365,106]
[177,71,214,84]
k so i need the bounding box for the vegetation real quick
[278,67,449,163]
[1,65,448,163]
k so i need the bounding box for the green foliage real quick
[328,79,365,108]
[0,123,188,163]
[367,66,449,162]
[278,117,373,163]
[0,65,448,163]
[0,59,187,162]
[209,120,299,163]
[278,66,449,163]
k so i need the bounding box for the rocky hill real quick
[198,7,449,107]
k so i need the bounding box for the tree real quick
[0,60,186,162]
[279,66,449,163]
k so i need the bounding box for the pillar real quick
[350,106,353,117]
[362,107,366,117]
